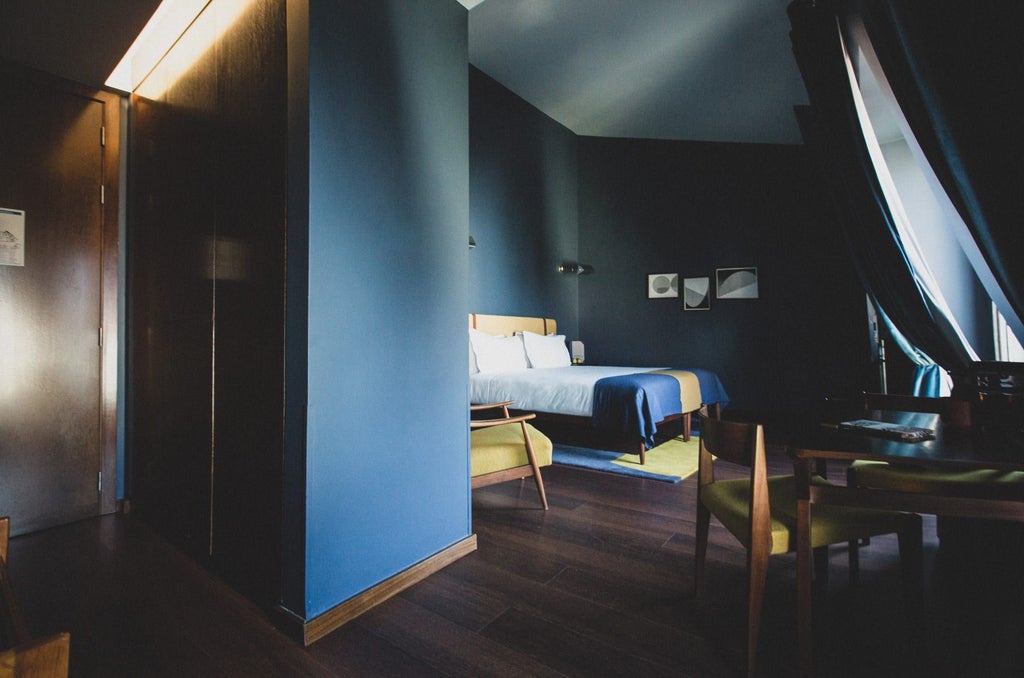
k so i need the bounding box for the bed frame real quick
[469,313,693,462]
[469,313,557,337]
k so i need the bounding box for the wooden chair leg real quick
[682,411,691,442]
[898,515,925,650]
[747,540,770,678]
[693,500,710,597]
[519,421,548,510]
[848,539,860,584]
[845,466,870,548]
[530,473,548,511]
[796,499,814,678]
[813,545,829,592]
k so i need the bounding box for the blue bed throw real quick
[592,373,681,449]
[592,369,731,448]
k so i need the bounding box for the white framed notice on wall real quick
[0,208,25,267]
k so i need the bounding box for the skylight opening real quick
[105,0,211,92]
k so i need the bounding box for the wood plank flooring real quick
[5,448,1023,676]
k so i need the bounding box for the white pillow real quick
[469,328,487,374]
[470,330,529,373]
[521,331,571,368]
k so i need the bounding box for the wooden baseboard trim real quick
[288,534,478,646]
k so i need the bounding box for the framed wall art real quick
[716,267,758,299]
[0,207,25,267]
[648,273,678,298]
[683,277,710,310]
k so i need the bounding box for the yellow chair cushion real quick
[850,460,1024,499]
[470,422,553,477]
[702,475,912,555]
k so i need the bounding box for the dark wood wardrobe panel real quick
[129,91,217,561]
[129,0,287,605]
[208,0,288,603]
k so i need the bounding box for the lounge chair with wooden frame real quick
[1,516,70,677]
[470,401,551,509]
[692,413,922,678]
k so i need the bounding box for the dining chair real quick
[849,393,1024,499]
[693,413,922,678]
[848,393,1024,550]
[470,401,551,509]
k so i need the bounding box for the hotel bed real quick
[469,314,729,463]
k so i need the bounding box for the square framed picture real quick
[683,277,711,310]
[716,267,758,299]
[648,273,679,298]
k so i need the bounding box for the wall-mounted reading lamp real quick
[557,262,593,275]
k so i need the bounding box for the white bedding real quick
[469,366,669,417]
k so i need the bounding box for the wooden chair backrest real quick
[697,414,772,553]
[698,413,764,470]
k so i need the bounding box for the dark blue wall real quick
[469,67,579,339]
[469,74,872,421]
[577,137,870,418]
[284,0,471,618]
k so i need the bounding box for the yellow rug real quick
[611,436,700,479]
[552,435,700,483]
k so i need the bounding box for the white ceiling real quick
[464,0,808,144]
[1,0,807,145]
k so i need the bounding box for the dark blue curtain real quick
[857,0,1024,344]
[787,0,968,375]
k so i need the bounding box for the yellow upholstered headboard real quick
[469,313,557,336]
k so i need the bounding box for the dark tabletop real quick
[787,409,1024,472]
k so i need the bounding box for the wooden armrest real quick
[470,401,515,412]
[0,632,70,677]
[2,517,69,676]
[0,517,9,563]
[1,519,31,650]
[470,413,537,429]
[471,401,515,421]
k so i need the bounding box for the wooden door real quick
[0,66,119,535]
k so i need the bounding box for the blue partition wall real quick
[284,0,471,619]
[469,67,580,338]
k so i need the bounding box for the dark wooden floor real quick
[6,449,1024,677]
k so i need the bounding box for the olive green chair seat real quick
[849,460,1024,499]
[702,474,913,556]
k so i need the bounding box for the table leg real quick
[795,459,814,678]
